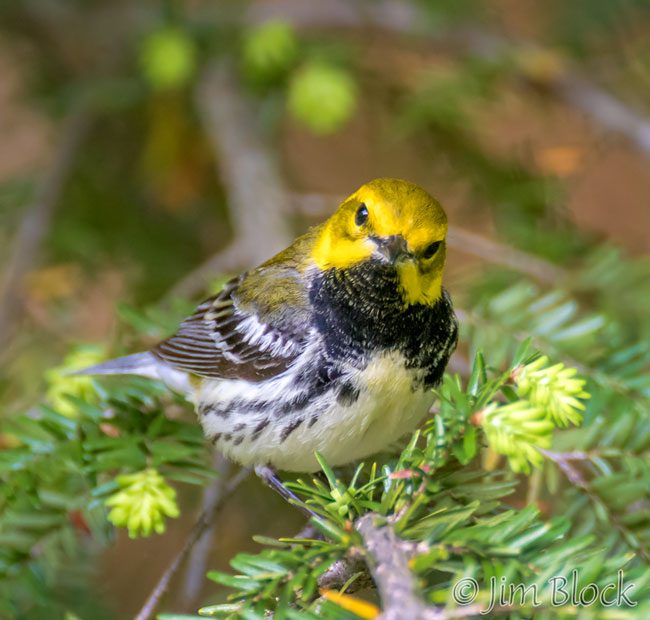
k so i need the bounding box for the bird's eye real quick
[422,241,441,259]
[355,203,369,226]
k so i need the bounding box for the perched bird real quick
[83,178,458,476]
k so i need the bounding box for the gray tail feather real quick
[74,351,192,396]
[74,352,160,378]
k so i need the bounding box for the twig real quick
[179,454,231,609]
[0,104,91,351]
[355,513,441,620]
[446,227,564,284]
[541,449,650,562]
[167,61,293,301]
[554,75,650,155]
[134,467,250,620]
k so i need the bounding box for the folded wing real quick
[153,270,311,382]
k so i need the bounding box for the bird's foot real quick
[254,464,317,519]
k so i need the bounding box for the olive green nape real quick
[234,226,322,323]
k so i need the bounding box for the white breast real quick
[197,350,433,472]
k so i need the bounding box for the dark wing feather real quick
[152,273,310,382]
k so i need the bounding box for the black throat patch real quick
[309,261,458,388]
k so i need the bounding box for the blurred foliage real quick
[1,0,650,618]
[139,26,198,91]
[44,345,106,418]
[287,62,358,135]
[242,21,299,89]
[0,355,213,617]
[105,468,180,538]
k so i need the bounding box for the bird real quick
[82,178,458,489]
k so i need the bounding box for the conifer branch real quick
[541,449,650,563]
[317,552,372,593]
[457,306,647,405]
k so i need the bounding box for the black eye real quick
[422,241,441,259]
[355,203,369,226]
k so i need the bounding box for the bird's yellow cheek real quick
[312,235,374,270]
[397,262,442,306]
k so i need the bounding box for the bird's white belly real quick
[197,350,433,472]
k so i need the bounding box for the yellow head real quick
[312,178,448,306]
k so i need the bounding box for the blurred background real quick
[1,0,650,617]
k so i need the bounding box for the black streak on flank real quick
[211,433,222,444]
[202,404,230,419]
[337,382,360,407]
[280,391,312,414]
[280,418,303,442]
[252,418,270,441]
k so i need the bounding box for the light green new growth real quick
[481,400,554,473]
[44,344,106,418]
[514,355,590,427]
[105,468,180,538]
[480,354,589,473]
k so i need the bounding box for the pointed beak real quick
[373,235,411,264]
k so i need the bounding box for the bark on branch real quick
[355,514,441,620]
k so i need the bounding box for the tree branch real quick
[179,454,231,610]
[317,551,372,594]
[134,466,250,620]
[167,61,293,301]
[355,514,441,620]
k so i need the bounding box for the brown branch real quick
[167,61,293,301]
[446,227,564,284]
[134,467,250,620]
[355,514,441,620]
[317,551,373,593]
[0,104,91,351]
[179,454,231,610]
[321,516,527,619]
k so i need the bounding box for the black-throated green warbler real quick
[85,179,458,473]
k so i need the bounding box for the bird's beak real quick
[373,235,411,264]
